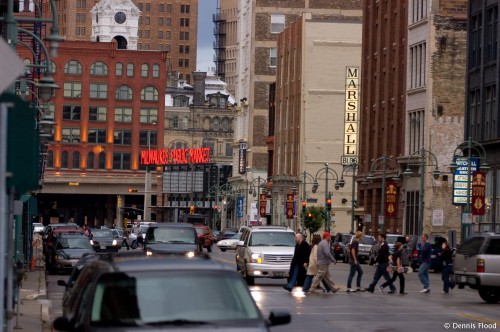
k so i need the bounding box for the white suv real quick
[235,226,296,285]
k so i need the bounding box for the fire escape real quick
[212,2,226,80]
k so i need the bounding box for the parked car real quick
[53,254,291,331]
[357,235,376,263]
[217,233,242,252]
[331,233,353,262]
[385,234,404,254]
[453,232,500,303]
[236,226,296,285]
[410,235,447,272]
[90,228,121,252]
[144,222,199,255]
[194,225,214,252]
[46,234,95,274]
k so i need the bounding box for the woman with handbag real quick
[441,241,456,293]
[379,242,407,295]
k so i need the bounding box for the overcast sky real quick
[197,0,217,72]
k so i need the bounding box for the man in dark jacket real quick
[283,233,310,292]
[365,234,397,294]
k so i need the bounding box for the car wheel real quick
[245,274,255,286]
[479,288,500,304]
[131,241,138,250]
[221,248,227,252]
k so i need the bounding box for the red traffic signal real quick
[326,197,332,208]
[302,201,306,208]
[307,212,313,221]
[128,188,138,193]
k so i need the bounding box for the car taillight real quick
[335,245,341,251]
[477,259,485,273]
[412,250,418,259]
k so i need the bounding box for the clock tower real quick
[91,0,140,50]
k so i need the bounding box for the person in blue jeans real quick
[346,231,365,292]
[418,233,432,293]
[283,233,310,292]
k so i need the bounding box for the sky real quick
[197,0,218,72]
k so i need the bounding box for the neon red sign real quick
[140,148,211,165]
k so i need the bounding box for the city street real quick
[46,246,499,332]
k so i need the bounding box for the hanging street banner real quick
[385,182,398,218]
[286,194,295,220]
[452,157,478,205]
[238,142,247,174]
[237,195,244,218]
[259,194,267,217]
[471,171,486,216]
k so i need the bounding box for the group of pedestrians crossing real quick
[284,231,455,295]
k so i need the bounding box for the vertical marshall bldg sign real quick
[342,67,359,166]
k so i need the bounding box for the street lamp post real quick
[402,148,441,235]
[250,176,267,225]
[450,137,489,242]
[362,156,400,233]
[314,163,341,233]
[338,162,358,233]
[298,171,316,233]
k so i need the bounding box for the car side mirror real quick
[236,240,245,247]
[52,317,73,331]
[57,280,67,287]
[267,311,291,326]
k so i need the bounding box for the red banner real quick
[472,171,486,216]
[385,182,398,218]
[286,194,295,220]
[259,194,267,217]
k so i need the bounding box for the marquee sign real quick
[140,148,211,165]
[342,66,359,166]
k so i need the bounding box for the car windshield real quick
[90,271,260,325]
[146,228,196,244]
[456,237,485,256]
[111,229,123,237]
[360,236,375,245]
[249,232,295,247]
[231,233,241,240]
[92,229,113,238]
[132,226,148,234]
[58,238,93,249]
[386,236,401,245]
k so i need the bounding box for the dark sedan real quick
[46,235,95,274]
[90,229,121,252]
[144,223,199,255]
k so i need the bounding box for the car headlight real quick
[250,253,263,263]
[112,239,118,246]
[90,240,94,245]
[186,251,195,258]
[146,250,153,256]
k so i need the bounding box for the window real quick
[98,152,106,169]
[172,116,179,128]
[270,14,285,34]
[116,62,123,76]
[115,85,133,100]
[141,86,158,101]
[470,13,483,69]
[159,4,164,12]
[180,31,189,40]
[178,59,184,67]
[173,96,189,107]
[61,151,68,168]
[269,48,277,68]
[167,4,172,12]
[140,108,158,123]
[62,128,81,143]
[179,45,184,53]
[90,61,108,76]
[46,151,54,168]
[409,42,426,89]
[76,27,86,36]
[411,0,428,24]
[141,64,149,77]
[45,104,55,120]
[158,31,164,39]
[222,117,229,131]
[180,18,189,27]
[408,109,424,154]
[484,85,497,140]
[139,130,157,146]
[213,117,220,131]
[72,151,80,169]
[64,60,82,75]
[87,152,94,169]
[88,129,107,143]
[115,107,133,122]
[166,18,171,26]
[184,59,189,67]
[485,6,498,63]
[126,63,134,77]
[469,89,481,139]
[145,3,151,11]
[182,116,188,129]
[49,60,56,74]
[159,17,164,25]
[145,30,150,38]
[113,130,132,145]
[152,64,160,78]
[181,5,190,13]
[113,152,131,170]
[89,106,107,121]
[89,83,108,99]
[145,17,150,25]
[63,82,82,98]
[166,31,171,40]
[63,105,81,120]
[225,143,233,157]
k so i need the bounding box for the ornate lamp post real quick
[338,162,358,233]
[402,148,441,235]
[449,137,489,242]
[361,156,400,233]
[297,171,316,233]
[313,163,341,233]
[249,176,267,225]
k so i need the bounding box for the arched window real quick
[87,152,94,170]
[90,61,108,76]
[72,151,80,169]
[49,60,56,74]
[61,151,69,168]
[172,115,179,128]
[115,85,133,100]
[213,117,220,131]
[46,151,54,168]
[182,116,188,129]
[152,64,160,78]
[141,86,158,101]
[116,62,123,76]
[141,64,149,77]
[126,63,134,77]
[222,117,229,131]
[98,152,106,169]
[169,141,188,149]
[64,60,82,75]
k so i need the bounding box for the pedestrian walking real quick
[308,232,340,295]
[441,241,455,293]
[379,242,406,295]
[122,229,131,250]
[418,233,432,293]
[303,234,321,292]
[346,231,365,292]
[365,234,397,294]
[283,233,310,292]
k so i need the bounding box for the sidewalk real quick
[16,237,51,332]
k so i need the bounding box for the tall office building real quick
[42,0,198,83]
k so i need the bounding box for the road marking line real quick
[457,313,500,325]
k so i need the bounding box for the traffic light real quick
[123,218,129,228]
[189,205,195,214]
[326,196,332,210]
[128,188,138,193]
[307,212,313,222]
[302,201,306,213]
